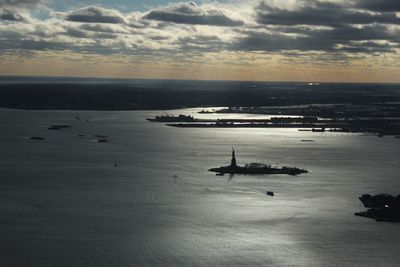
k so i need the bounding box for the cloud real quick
[0,0,43,22]
[256,1,400,26]
[64,26,117,39]
[233,25,400,55]
[0,0,399,63]
[143,1,244,26]
[79,23,130,34]
[65,6,125,24]
[0,0,42,7]
[175,35,226,53]
[0,9,24,21]
[355,0,400,12]
[232,0,399,56]
[335,41,398,53]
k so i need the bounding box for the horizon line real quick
[0,75,400,86]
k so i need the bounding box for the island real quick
[195,104,400,137]
[355,193,400,222]
[147,114,198,122]
[146,112,400,137]
[209,149,308,176]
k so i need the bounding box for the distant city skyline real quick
[1,0,399,82]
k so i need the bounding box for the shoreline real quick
[0,82,399,111]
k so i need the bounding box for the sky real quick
[0,0,399,82]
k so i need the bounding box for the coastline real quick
[0,81,399,111]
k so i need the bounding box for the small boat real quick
[30,136,45,140]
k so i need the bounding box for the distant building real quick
[230,148,237,167]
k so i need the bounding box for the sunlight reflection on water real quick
[0,108,399,266]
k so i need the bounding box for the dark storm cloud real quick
[143,1,243,26]
[256,1,400,26]
[0,9,24,21]
[355,0,400,12]
[65,6,125,24]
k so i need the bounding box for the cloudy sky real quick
[0,0,399,82]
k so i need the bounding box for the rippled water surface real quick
[1,108,399,266]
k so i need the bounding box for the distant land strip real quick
[0,82,399,110]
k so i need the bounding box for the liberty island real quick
[209,149,309,176]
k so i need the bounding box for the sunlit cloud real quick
[0,0,399,82]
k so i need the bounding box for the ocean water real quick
[0,108,399,266]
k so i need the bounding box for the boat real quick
[30,136,45,140]
[209,149,308,176]
[47,124,70,131]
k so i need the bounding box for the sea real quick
[0,107,399,266]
